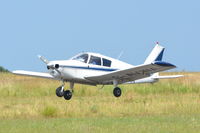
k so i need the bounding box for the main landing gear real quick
[113,87,121,97]
[56,82,74,100]
[113,80,122,98]
[56,80,122,100]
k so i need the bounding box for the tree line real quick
[0,66,9,72]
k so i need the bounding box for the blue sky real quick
[0,0,199,72]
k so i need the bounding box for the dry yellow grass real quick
[0,72,200,119]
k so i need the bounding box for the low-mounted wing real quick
[12,70,55,79]
[85,61,176,84]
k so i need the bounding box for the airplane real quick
[12,43,183,100]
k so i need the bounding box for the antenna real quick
[117,51,124,60]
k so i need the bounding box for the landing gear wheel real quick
[63,90,72,100]
[113,87,121,97]
[56,86,64,97]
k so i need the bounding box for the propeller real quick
[38,55,49,64]
[38,55,61,78]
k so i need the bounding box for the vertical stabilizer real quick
[144,44,165,64]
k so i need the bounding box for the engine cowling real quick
[50,70,61,78]
[47,64,59,70]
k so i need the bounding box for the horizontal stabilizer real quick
[153,75,184,79]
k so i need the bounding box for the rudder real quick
[144,44,165,64]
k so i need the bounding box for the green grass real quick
[1,115,200,133]
[41,106,58,117]
[1,72,200,132]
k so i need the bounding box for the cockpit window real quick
[103,58,111,67]
[72,54,88,63]
[89,56,101,66]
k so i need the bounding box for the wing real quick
[12,70,55,80]
[85,61,176,84]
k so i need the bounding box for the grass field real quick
[0,72,200,133]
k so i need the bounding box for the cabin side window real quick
[103,58,111,67]
[89,56,101,66]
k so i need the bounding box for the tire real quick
[63,90,72,100]
[56,86,64,97]
[113,87,121,97]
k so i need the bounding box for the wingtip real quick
[12,70,21,74]
[176,75,184,78]
[11,70,16,74]
[153,61,176,68]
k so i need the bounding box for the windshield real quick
[72,54,88,63]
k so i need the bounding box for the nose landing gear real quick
[56,86,64,97]
[63,90,72,100]
[56,82,74,100]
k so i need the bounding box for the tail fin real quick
[144,44,165,64]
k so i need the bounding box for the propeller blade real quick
[38,55,49,64]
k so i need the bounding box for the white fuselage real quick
[48,52,133,85]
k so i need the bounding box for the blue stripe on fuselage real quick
[60,65,118,72]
